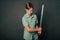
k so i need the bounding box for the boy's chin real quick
[29,13,32,15]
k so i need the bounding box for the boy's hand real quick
[35,27,39,32]
[38,27,42,35]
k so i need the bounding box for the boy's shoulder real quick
[22,14,27,19]
[33,13,37,17]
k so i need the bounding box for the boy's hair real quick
[25,2,33,9]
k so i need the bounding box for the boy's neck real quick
[27,13,32,17]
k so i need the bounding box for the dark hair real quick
[25,2,33,9]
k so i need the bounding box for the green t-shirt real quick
[22,13,38,39]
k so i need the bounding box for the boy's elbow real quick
[24,26,33,32]
[27,29,32,32]
[27,29,31,32]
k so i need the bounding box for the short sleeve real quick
[22,18,28,27]
[35,15,38,24]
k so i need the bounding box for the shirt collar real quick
[26,13,34,18]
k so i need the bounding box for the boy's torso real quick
[22,13,38,39]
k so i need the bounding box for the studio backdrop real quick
[0,0,60,40]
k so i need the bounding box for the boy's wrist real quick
[35,28,38,32]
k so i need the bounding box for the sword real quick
[38,4,44,35]
[40,4,44,27]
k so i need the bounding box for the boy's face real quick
[26,8,33,15]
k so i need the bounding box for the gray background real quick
[0,0,60,40]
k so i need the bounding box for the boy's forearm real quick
[28,28,38,32]
[36,25,39,29]
[28,25,39,32]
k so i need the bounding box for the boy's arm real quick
[35,24,42,34]
[24,25,38,32]
[35,24,39,31]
